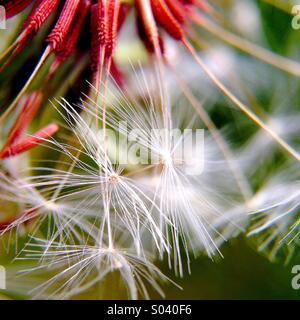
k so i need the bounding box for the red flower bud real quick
[4,91,43,148]
[150,0,184,41]
[47,0,81,52]
[0,123,58,159]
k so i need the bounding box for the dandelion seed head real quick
[44,201,58,211]
[108,173,120,184]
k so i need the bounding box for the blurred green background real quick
[161,237,300,299]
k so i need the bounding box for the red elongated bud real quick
[136,15,152,53]
[50,0,90,76]
[179,0,209,12]
[97,0,107,47]
[0,123,58,159]
[47,0,81,52]
[23,0,60,36]
[164,0,186,24]
[136,14,164,55]
[90,4,99,72]
[5,91,43,148]
[96,0,121,59]
[22,0,43,29]
[135,0,159,52]
[150,0,184,41]
[1,0,33,19]
[105,0,120,58]
[0,0,60,72]
[55,0,90,62]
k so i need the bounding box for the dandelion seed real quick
[239,113,300,173]
[83,71,247,275]
[22,240,176,300]
[21,97,172,255]
[0,171,96,246]
[246,167,300,260]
